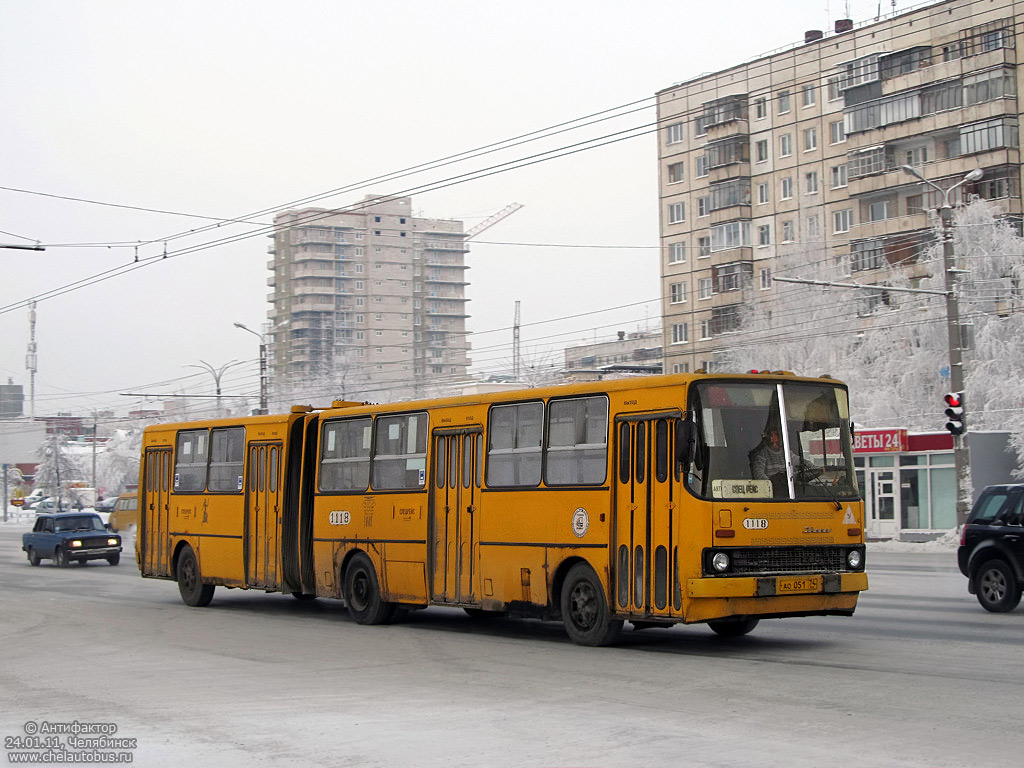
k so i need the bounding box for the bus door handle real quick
[467,505,476,515]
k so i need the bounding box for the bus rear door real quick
[142,447,172,577]
[430,427,483,605]
[613,413,681,619]
[245,441,283,589]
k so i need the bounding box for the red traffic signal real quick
[944,391,966,436]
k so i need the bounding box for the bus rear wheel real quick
[177,545,215,607]
[343,553,398,625]
[560,563,623,647]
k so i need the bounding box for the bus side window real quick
[372,413,428,490]
[209,427,245,492]
[174,430,209,492]
[545,396,608,486]
[486,402,543,487]
[320,418,372,492]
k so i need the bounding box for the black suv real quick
[958,484,1024,612]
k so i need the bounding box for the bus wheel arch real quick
[559,561,623,647]
[342,550,399,625]
[171,539,192,580]
[175,542,215,607]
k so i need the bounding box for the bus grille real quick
[729,546,847,574]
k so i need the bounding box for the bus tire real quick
[177,545,215,607]
[560,562,623,647]
[708,617,760,637]
[344,552,397,625]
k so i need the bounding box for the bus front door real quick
[245,442,283,589]
[613,415,680,619]
[430,428,483,605]
[142,447,172,577]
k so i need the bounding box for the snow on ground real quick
[867,530,959,552]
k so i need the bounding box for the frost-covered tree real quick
[719,198,1024,472]
[96,429,142,497]
[951,200,1024,474]
[270,351,376,411]
[33,433,85,506]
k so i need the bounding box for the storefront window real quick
[930,465,956,529]
[899,456,929,529]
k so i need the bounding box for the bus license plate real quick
[777,576,822,593]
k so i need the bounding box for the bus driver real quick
[751,426,820,497]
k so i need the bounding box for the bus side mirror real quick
[676,419,696,470]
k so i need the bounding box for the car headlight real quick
[712,552,731,573]
[107,538,119,546]
[847,549,863,569]
[70,540,82,548]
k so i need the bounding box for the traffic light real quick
[944,392,966,436]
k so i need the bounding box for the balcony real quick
[291,284,336,296]
[289,266,337,280]
[847,211,929,241]
[705,118,749,141]
[709,205,751,226]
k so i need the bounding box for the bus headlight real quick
[847,549,863,569]
[711,552,731,573]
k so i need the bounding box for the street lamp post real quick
[186,360,239,417]
[234,322,268,415]
[900,165,983,526]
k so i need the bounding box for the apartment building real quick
[267,196,471,398]
[562,329,663,382]
[657,0,1023,373]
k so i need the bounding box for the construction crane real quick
[463,203,523,241]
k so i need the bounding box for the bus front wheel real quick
[343,553,398,625]
[177,545,215,607]
[708,617,760,637]
[560,563,623,647]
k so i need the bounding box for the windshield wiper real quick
[799,468,843,511]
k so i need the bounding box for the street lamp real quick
[900,165,983,526]
[234,322,268,415]
[186,359,240,417]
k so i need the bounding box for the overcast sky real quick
[1,0,886,417]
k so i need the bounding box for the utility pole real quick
[513,301,521,381]
[26,300,37,418]
[234,322,268,414]
[902,165,982,527]
[91,412,97,492]
[2,463,9,523]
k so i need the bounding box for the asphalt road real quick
[1,523,1021,767]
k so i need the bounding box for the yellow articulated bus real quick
[137,372,868,646]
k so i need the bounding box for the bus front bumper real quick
[687,571,869,598]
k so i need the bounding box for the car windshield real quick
[685,379,858,502]
[54,516,104,532]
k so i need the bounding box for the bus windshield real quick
[686,379,858,502]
